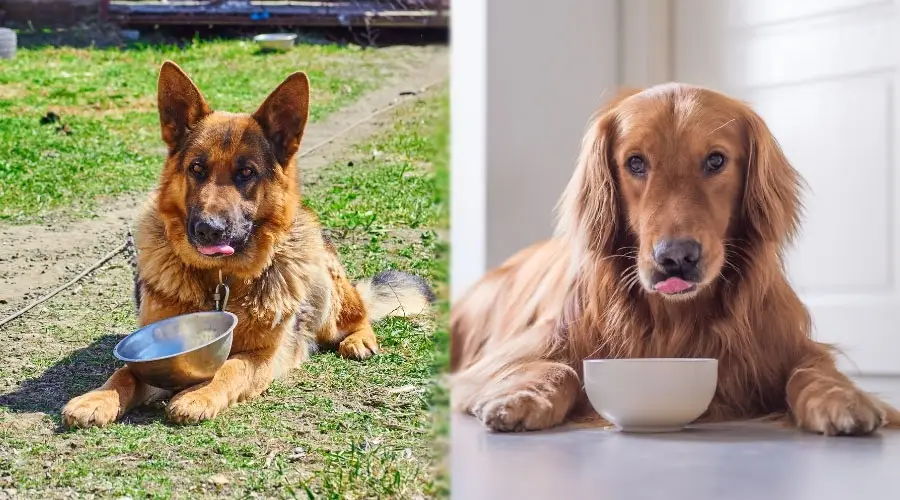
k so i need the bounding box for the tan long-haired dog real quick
[451,83,900,436]
[61,61,433,428]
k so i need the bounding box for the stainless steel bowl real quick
[253,33,297,52]
[113,311,237,390]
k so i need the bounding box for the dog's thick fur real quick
[451,83,900,436]
[61,61,433,428]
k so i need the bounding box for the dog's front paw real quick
[166,386,227,425]
[61,391,122,429]
[473,390,563,432]
[338,331,379,360]
[796,386,885,436]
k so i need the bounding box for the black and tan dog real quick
[61,61,433,428]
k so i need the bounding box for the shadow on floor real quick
[0,334,167,428]
[0,334,120,415]
[0,335,205,428]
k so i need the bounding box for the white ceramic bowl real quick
[583,358,718,433]
[253,33,297,51]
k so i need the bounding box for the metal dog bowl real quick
[253,33,297,52]
[113,311,237,390]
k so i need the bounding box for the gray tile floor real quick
[451,376,900,500]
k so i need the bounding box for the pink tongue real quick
[198,244,234,256]
[655,277,692,294]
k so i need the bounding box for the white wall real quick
[450,0,619,300]
[673,0,900,375]
[450,0,487,301]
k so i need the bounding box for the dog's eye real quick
[704,153,726,173]
[627,155,647,176]
[189,160,205,177]
[236,167,256,182]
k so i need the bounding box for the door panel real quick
[674,0,900,373]
[750,78,892,293]
[730,0,888,27]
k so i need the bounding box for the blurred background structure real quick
[1,0,449,29]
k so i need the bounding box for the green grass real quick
[0,38,423,223]
[0,88,449,499]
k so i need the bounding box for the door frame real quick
[449,0,623,301]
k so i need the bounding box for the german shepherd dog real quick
[62,61,433,428]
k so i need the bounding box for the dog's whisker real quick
[617,265,642,295]
[707,118,737,136]
[718,272,734,288]
[598,247,640,264]
[721,251,745,280]
[600,253,638,263]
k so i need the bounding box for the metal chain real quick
[213,269,230,312]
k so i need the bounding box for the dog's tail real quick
[355,270,436,321]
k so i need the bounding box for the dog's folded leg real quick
[62,367,169,429]
[166,347,276,425]
[463,361,580,432]
[337,324,379,360]
[786,346,886,436]
[314,313,380,361]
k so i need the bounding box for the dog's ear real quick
[742,108,804,247]
[557,89,639,256]
[157,61,212,153]
[252,72,310,167]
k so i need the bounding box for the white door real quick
[672,0,900,374]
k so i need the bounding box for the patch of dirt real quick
[0,257,132,413]
[0,47,448,318]
[18,96,159,118]
[0,83,28,100]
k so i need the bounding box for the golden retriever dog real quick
[61,61,433,428]
[451,83,900,436]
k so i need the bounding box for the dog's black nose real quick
[193,219,226,244]
[653,239,701,276]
